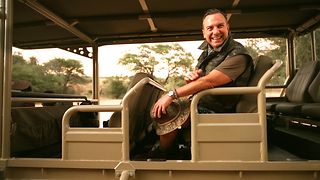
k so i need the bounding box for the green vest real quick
[196,36,253,113]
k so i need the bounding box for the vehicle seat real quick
[301,69,320,119]
[273,61,319,115]
[236,55,274,113]
[108,73,164,153]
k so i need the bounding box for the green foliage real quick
[12,54,89,94]
[149,43,194,83]
[263,38,287,85]
[244,38,286,85]
[12,54,49,92]
[118,45,159,76]
[118,43,194,85]
[101,76,128,98]
[43,58,87,93]
[294,34,312,68]
[164,76,185,90]
[12,52,26,65]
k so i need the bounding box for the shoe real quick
[146,146,167,161]
[176,144,191,160]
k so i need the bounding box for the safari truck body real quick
[1,0,320,179]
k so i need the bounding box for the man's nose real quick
[212,27,219,34]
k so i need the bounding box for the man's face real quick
[202,13,229,49]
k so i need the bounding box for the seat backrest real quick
[108,73,164,147]
[308,65,320,103]
[108,72,154,127]
[286,61,320,103]
[236,55,274,113]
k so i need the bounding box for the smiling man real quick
[145,9,254,160]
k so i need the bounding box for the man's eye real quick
[218,24,225,28]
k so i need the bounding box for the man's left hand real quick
[152,94,173,118]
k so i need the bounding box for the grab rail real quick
[190,60,282,162]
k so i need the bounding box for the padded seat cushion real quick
[108,73,164,151]
[275,102,303,116]
[301,103,320,119]
[11,105,71,155]
[236,55,273,113]
[286,61,319,103]
[308,68,320,103]
[266,102,278,112]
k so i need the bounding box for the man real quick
[148,9,253,160]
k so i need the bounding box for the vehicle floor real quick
[268,144,305,161]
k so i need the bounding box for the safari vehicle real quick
[1,0,320,179]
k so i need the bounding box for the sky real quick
[13,41,204,77]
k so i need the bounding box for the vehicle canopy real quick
[13,0,319,49]
[1,0,319,179]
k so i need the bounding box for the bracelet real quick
[173,88,179,99]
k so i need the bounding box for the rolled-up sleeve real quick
[215,55,248,81]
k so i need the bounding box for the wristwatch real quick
[167,90,178,99]
[167,90,175,99]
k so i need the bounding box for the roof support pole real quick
[92,44,99,102]
[0,0,5,161]
[1,0,13,159]
[286,33,295,78]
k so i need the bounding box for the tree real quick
[12,55,89,94]
[43,58,86,93]
[101,76,128,98]
[294,34,312,68]
[150,43,194,83]
[244,38,286,85]
[12,54,50,92]
[12,52,27,65]
[118,43,194,85]
[118,45,159,76]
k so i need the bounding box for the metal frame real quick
[191,60,282,162]
[4,60,320,179]
[1,0,320,179]
[1,0,12,160]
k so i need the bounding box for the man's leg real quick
[159,129,177,151]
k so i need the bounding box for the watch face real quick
[168,90,174,97]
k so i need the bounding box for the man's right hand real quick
[184,69,202,83]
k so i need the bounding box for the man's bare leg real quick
[159,130,177,151]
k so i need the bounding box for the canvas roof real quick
[13,0,320,49]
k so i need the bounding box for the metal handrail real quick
[190,60,282,162]
[61,77,165,161]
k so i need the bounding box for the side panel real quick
[64,128,123,160]
[5,161,320,180]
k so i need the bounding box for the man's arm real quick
[177,69,232,97]
[152,69,232,118]
[184,69,203,84]
[178,54,249,97]
[152,54,248,118]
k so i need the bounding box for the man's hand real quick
[152,94,173,118]
[184,69,202,83]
